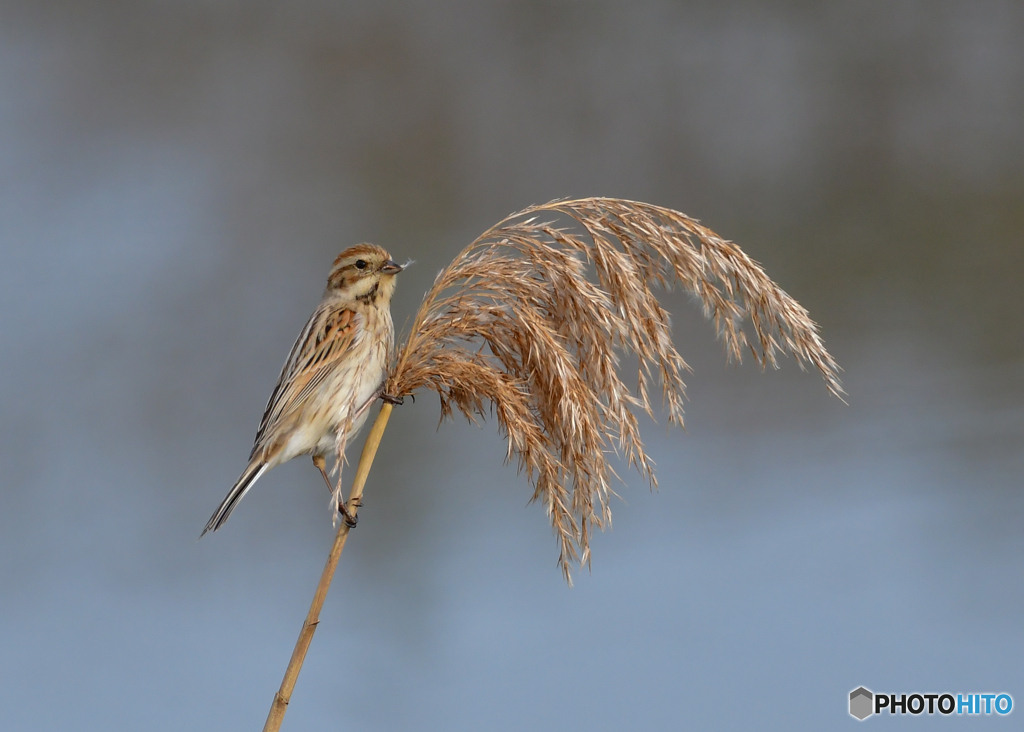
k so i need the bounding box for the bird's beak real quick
[379,259,404,275]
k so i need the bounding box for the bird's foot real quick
[340,497,361,528]
[381,392,405,406]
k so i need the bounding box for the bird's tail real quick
[201,461,270,536]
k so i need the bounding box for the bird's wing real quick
[250,302,361,458]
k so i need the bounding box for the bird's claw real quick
[381,392,405,406]
[340,496,362,528]
[340,503,358,528]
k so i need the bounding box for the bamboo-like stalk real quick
[262,402,394,732]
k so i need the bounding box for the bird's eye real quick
[355,259,368,270]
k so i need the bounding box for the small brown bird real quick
[202,244,404,535]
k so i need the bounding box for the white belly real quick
[273,307,392,466]
[318,323,390,459]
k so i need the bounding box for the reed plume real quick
[388,197,843,582]
[262,197,843,731]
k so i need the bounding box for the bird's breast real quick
[328,307,393,431]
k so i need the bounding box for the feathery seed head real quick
[387,198,844,583]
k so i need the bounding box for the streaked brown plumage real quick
[202,244,403,535]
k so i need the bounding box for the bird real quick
[202,244,404,536]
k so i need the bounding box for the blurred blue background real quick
[1,1,1021,729]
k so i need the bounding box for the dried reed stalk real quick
[262,402,393,732]
[263,197,841,730]
[387,197,842,582]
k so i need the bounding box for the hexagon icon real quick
[849,687,873,720]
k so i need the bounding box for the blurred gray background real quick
[2,1,1022,730]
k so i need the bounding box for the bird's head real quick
[326,243,404,302]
